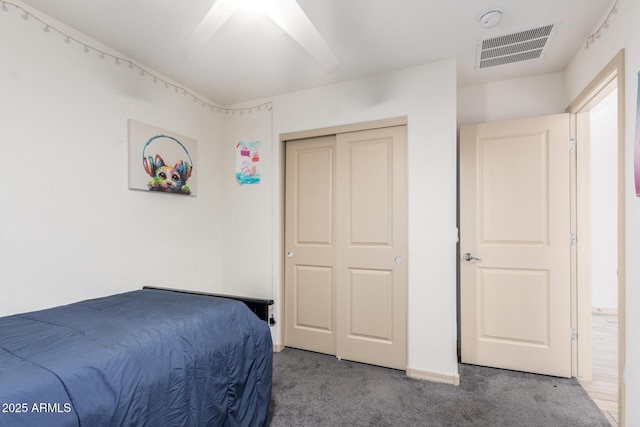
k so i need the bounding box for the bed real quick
[0,288,273,426]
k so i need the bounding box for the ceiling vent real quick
[476,24,556,70]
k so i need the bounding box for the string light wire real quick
[585,0,619,49]
[0,1,272,114]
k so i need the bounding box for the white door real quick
[460,114,572,378]
[335,127,408,370]
[285,126,408,370]
[284,135,337,355]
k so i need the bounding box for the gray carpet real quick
[268,348,609,427]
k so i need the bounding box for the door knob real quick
[287,251,294,258]
[464,253,481,262]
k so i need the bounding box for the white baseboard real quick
[406,367,460,386]
[592,307,618,315]
[273,347,460,385]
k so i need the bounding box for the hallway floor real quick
[579,312,618,426]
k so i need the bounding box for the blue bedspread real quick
[0,289,272,426]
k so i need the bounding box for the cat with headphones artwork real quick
[143,152,192,194]
[142,135,193,194]
[142,135,194,195]
[128,120,197,196]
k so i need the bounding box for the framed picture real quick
[128,119,197,196]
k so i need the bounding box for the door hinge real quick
[570,328,577,341]
[569,138,576,151]
[570,232,576,246]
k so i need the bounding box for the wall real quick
[226,59,459,378]
[589,90,618,310]
[0,3,226,317]
[220,107,275,300]
[565,0,640,423]
[457,72,567,126]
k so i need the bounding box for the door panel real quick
[349,139,392,244]
[479,268,550,345]
[347,268,394,342]
[460,114,571,378]
[285,136,337,355]
[294,266,333,332]
[336,127,408,370]
[481,134,549,243]
[296,146,334,245]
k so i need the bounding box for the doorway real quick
[458,49,625,425]
[567,51,624,425]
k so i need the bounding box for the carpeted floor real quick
[268,348,609,426]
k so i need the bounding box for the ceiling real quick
[17,0,612,105]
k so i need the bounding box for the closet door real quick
[284,135,337,355]
[284,125,407,370]
[336,126,408,370]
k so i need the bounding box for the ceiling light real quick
[236,0,272,14]
[479,10,502,29]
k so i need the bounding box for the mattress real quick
[0,289,273,426]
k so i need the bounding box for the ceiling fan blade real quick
[182,0,237,60]
[266,0,340,71]
[181,0,339,71]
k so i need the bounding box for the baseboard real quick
[592,307,618,315]
[406,367,460,386]
[273,344,285,352]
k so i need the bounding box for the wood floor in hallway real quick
[579,312,618,426]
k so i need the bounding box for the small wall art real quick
[128,119,197,196]
[236,140,261,185]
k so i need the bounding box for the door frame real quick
[278,116,408,351]
[566,49,626,426]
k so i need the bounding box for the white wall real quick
[589,90,618,310]
[565,0,640,423]
[226,59,459,377]
[0,4,226,316]
[457,72,567,126]
[220,107,276,300]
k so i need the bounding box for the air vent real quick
[476,24,556,69]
